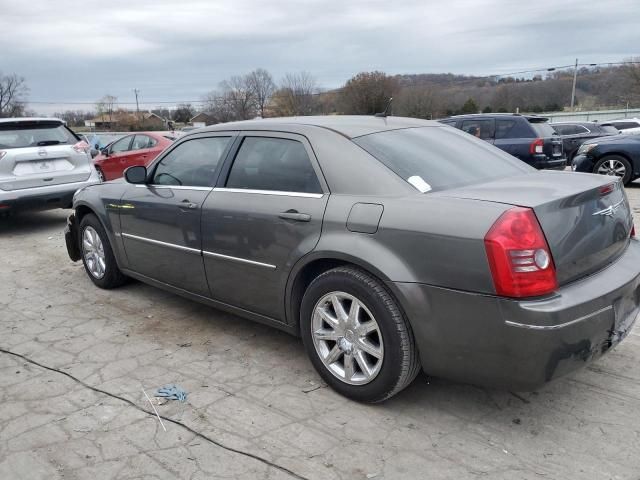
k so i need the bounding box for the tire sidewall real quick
[300,269,410,402]
[79,214,121,288]
[594,155,632,185]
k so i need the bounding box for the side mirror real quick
[101,147,110,157]
[124,165,147,184]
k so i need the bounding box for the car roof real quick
[446,113,549,122]
[0,117,64,124]
[199,115,442,139]
[552,121,599,126]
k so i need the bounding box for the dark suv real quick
[440,114,566,169]
[551,122,618,163]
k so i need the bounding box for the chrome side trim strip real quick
[203,250,276,269]
[213,187,324,199]
[505,305,613,331]
[135,185,213,192]
[121,232,201,255]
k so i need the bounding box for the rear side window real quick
[354,126,532,192]
[530,122,557,138]
[226,137,322,194]
[131,135,154,150]
[551,124,588,135]
[0,122,77,149]
[153,136,231,187]
[494,119,537,139]
[610,121,639,130]
[600,125,620,135]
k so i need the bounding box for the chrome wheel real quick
[597,159,626,177]
[96,168,105,182]
[82,226,106,279]
[311,291,384,385]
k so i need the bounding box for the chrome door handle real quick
[278,211,311,222]
[180,200,199,209]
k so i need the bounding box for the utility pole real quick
[133,88,141,127]
[570,58,578,111]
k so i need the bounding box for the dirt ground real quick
[1,183,640,480]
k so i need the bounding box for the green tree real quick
[460,97,479,114]
[339,71,398,115]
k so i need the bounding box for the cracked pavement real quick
[2,184,640,479]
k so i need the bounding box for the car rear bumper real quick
[0,173,100,211]
[392,239,640,390]
[530,154,567,170]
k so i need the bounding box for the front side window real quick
[354,126,532,192]
[110,136,132,153]
[460,119,495,140]
[226,137,322,193]
[152,136,231,187]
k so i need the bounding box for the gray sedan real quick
[65,116,640,402]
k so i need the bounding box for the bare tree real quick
[622,57,640,104]
[395,86,438,119]
[96,95,117,127]
[273,72,317,116]
[219,76,256,120]
[246,68,276,118]
[0,73,28,117]
[339,71,397,115]
[202,91,236,123]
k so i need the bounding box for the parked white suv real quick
[601,118,640,135]
[0,118,100,213]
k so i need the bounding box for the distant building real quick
[190,112,217,127]
[85,111,168,130]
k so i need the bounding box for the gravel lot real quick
[2,183,640,480]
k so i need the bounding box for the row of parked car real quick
[1,114,640,216]
[440,114,640,185]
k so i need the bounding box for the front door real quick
[102,135,133,180]
[120,135,235,296]
[201,133,328,321]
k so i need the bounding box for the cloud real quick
[1,0,638,112]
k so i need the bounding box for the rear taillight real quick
[72,141,90,154]
[484,207,557,298]
[631,224,636,238]
[529,138,544,155]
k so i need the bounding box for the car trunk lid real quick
[436,171,633,285]
[0,144,91,191]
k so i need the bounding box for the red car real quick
[93,132,175,181]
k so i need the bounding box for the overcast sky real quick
[1,0,638,113]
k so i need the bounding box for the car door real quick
[119,134,235,296]
[102,135,133,180]
[127,134,155,169]
[201,132,329,321]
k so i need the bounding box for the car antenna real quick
[374,97,393,117]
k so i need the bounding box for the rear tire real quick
[300,266,421,403]
[79,214,127,289]
[593,155,632,185]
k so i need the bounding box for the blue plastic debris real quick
[154,384,188,403]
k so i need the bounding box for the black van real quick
[440,114,566,170]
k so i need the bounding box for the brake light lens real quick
[632,224,636,238]
[484,207,557,298]
[72,141,90,155]
[529,138,544,154]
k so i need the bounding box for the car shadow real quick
[0,209,69,236]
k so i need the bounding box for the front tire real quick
[594,155,632,185]
[79,214,127,289]
[300,266,420,403]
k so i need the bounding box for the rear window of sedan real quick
[353,126,533,192]
[0,122,78,149]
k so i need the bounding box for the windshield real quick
[0,122,78,149]
[354,126,533,192]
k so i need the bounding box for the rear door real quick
[127,134,156,169]
[201,132,329,321]
[0,120,92,191]
[119,134,235,295]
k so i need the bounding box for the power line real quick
[22,60,640,107]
